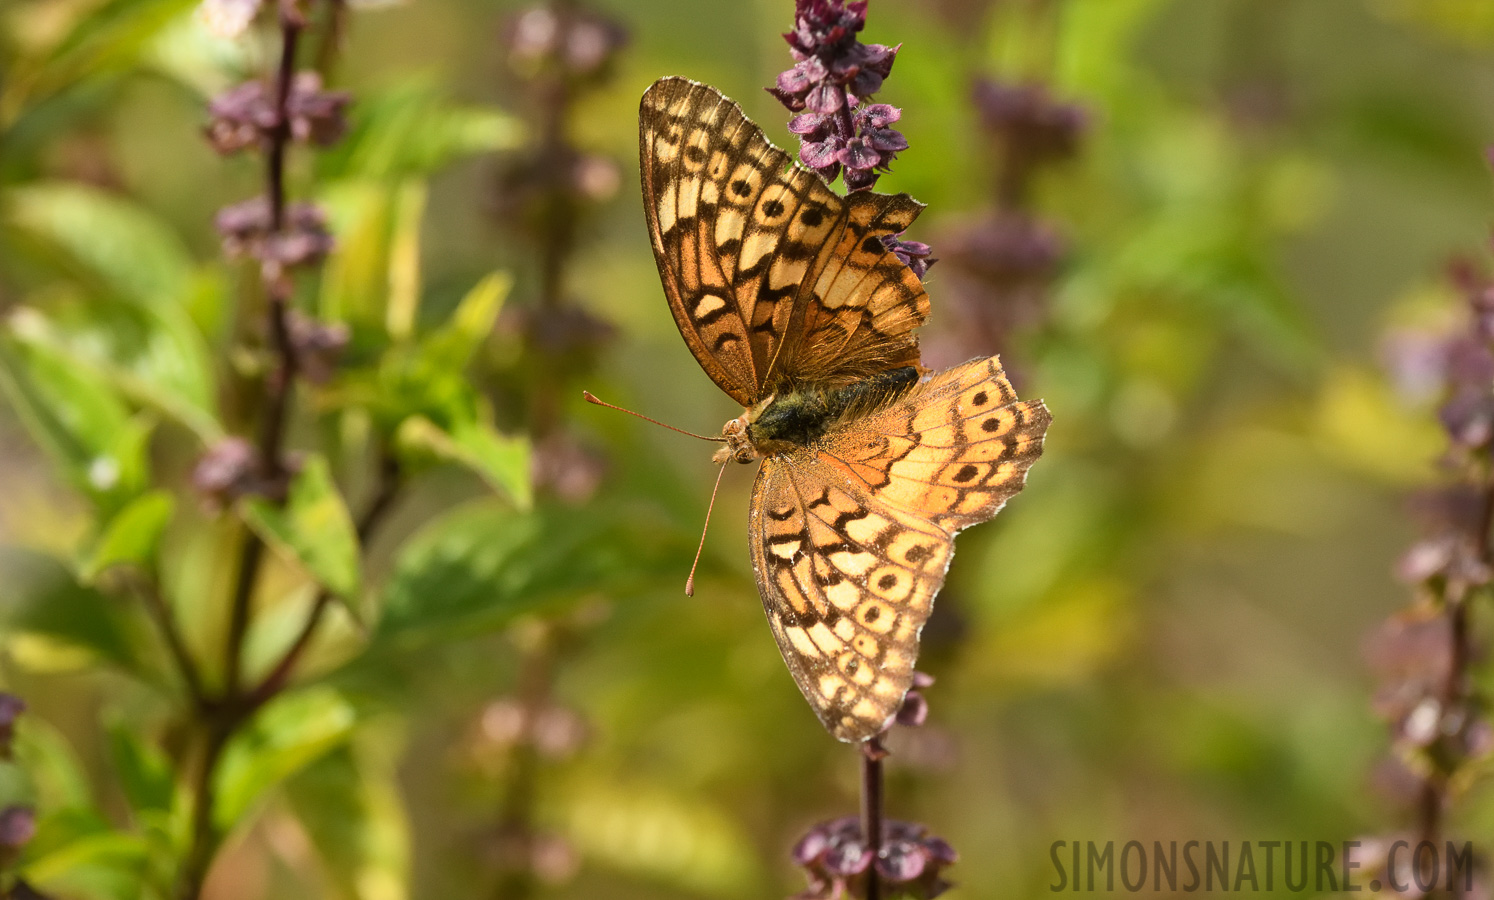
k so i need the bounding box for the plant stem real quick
[223,13,304,698]
[493,636,554,900]
[862,736,885,900]
[178,11,308,898]
[130,574,207,703]
[249,452,401,703]
[175,714,236,900]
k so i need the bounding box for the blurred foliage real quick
[1,0,1493,898]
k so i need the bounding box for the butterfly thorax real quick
[713,367,922,464]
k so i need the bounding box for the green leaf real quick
[22,830,151,900]
[242,456,362,602]
[1,548,155,679]
[383,180,427,342]
[321,81,523,181]
[395,415,531,510]
[4,0,197,111]
[421,271,511,363]
[13,716,95,812]
[284,745,410,900]
[318,181,394,328]
[561,776,764,897]
[372,501,682,650]
[4,182,193,308]
[105,720,174,816]
[213,686,358,831]
[14,294,221,441]
[0,330,150,512]
[79,491,174,582]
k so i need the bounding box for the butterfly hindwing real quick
[748,356,1049,741]
[640,77,933,404]
[751,454,951,742]
[819,356,1051,531]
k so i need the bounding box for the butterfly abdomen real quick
[749,367,920,452]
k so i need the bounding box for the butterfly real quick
[638,76,1051,743]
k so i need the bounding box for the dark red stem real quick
[862,736,885,900]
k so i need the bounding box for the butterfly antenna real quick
[685,459,730,597]
[582,391,727,443]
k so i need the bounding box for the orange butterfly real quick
[638,77,1050,742]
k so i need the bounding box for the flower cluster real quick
[205,73,349,155]
[971,79,1086,186]
[793,817,957,900]
[191,436,296,506]
[1366,257,1494,887]
[770,0,905,191]
[215,198,334,269]
[503,4,626,84]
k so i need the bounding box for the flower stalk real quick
[1369,260,1494,896]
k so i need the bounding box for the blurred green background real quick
[4,0,1494,897]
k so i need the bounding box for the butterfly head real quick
[713,412,761,465]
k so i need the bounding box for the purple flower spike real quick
[769,0,907,192]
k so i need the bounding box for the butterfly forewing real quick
[750,356,1049,741]
[779,193,931,389]
[640,77,933,403]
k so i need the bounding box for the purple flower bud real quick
[286,311,350,385]
[848,65,887,99]
[788,114,825,136]
[882,233,936,281]
[0,806,35,851]
[876,836,928,881]
[894,689,929,728]
[205,73,349,155]
[191,437,291,507]
[504,5,627,82]
[285,72,351,147]
[835,137,883,171]
[805,81,846,115]
[205,81,275,154]
[799,140,842,175]
[779,59,823,96]
[863,126,907,154]
[216,197,334,267]
[793,826,832,866]
[972,78,1088,165]
[858,103,900,128]
[0,694,24,761]
[823,830,873,876]
[792,816,958,899]
[842,165,879,192]
[192,437,258,508]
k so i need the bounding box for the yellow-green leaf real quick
[242,456,361,601]
[79,491,174,582]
